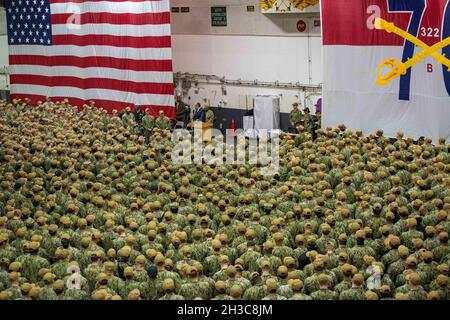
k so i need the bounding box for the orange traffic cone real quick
[231,119,236,136]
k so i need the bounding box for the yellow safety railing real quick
[261,0,319,12]
[290,0,320,10]
[261,0,277,11]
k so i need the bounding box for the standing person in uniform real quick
[303,108,316,139]
[314,98,322,130]
[205,104,215,125]
[142,109,155,142]
[155,110,172,130]
[289,102,303,131]
[134,105,143,126]
[175,94,189,125]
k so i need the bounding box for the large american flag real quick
[6,0,175,118]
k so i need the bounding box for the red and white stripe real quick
[9,0,175,118]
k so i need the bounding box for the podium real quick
[193,121,214,141]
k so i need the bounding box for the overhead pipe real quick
[174,72,322,92]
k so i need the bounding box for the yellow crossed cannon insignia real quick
[374,18,450,86]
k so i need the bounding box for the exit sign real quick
[211,6,227,27]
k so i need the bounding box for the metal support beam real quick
[174,72,322,92]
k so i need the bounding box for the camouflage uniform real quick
[311,288,338,300]
[155,115,172,130]
[339,287,366,300]
[16,244,50,283]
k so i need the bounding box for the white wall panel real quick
[173,34,312,84]
[1,9,9,64]
[1,7,10,91]
[0,35,7,67]
[310,36,323,85]
[0,8,6,36]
